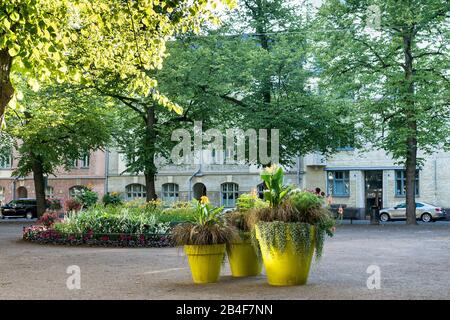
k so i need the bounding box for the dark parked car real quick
[0,199,43,219]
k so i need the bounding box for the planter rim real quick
[256,221,317,227]
[184,244,226,255]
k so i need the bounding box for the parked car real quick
[379,202,447,223]
[0,199,43,219]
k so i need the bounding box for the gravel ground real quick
[1,220,450,300]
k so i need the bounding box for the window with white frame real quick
[125,184,146,200]
[327,171,350,196]
[221,183,239,207]
[162,183,179,204]
[69,185,87,198]
[395,170,419,196]
[80,154,90,168]
[46,186,54,198]
[0,152,12,169]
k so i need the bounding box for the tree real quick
[3,82,115,216]
[166,0,356,165]
[1,0,236,123]
[314,0,450,224]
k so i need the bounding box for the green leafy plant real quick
[171,196,237,246]
[75,188,99,208]
[226,192,268,240]
[102,192,123,206]
[260,164,292,208]
[236,192,268,212]
[248,168,335,260]
[53,204,170,236]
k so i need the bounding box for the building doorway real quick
[193,183,207,200]
[364,170,383,215]
[17,186,28,199]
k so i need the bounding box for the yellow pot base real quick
[227,242,262,277]
[256,224,316,286]
[184,244,226,284]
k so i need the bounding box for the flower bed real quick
[22,202,197,248]
[23,225,172,247]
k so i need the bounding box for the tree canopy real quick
[0,0,236,124]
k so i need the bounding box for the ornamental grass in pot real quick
[172,196,237,284]
[224,193,267,277]
[248,165,335,286]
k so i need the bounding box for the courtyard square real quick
[1,220,449,300]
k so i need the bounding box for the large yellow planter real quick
[184,244,226,284]
[255,223,316,286]
[227,240,262,277]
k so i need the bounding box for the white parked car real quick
[379,202,447,223]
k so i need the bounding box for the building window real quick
[0,152,12,169]
[395,170,419,196]
[221,183,239,207]
[80,154,90,168]
[46,186,54,198]
[125,184,146,200]
[162,183,179,204]
[69,186,87,198]
[327,171,350,196]
[0,186,5,205]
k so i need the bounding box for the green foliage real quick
[158,207,196,223]
[314,0,450,159]
[102,192,123,206]
[226,192,268,241]
[192,197,224,226]
[289,189,324,217]
[0,0,236,121]
[4,81,115,178]
[47,198,62,211]
[260,165,292,208]
[53,204,170,236]
[236,193,268,212]
[75,189,98,208]
[256,221,331,260]
[250,166,335,259]
[171,196,237,245]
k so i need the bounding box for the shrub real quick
[102,192,123,206]
[236,193,268,212]
[76,189,98,208]
[65,198,82,212]
[171,196,237,246]
[53,205,170,236]
[47,198,62,211]
[37,211,60,228]
[157,207,196,223]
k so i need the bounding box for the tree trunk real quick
[403,28,418,225]
[31,154,47,217]
[145,172,157,202]
[254,1,272,105]
[144,105,157,202]
[0,49,14,122]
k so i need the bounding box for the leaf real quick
[10,11,20,22]
[28,79,40,92]
[8,43,20,57]
[3,18,11,30]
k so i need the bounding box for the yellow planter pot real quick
[255,223,316,286]
[227,240,262,277]
[184,244,226,284]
